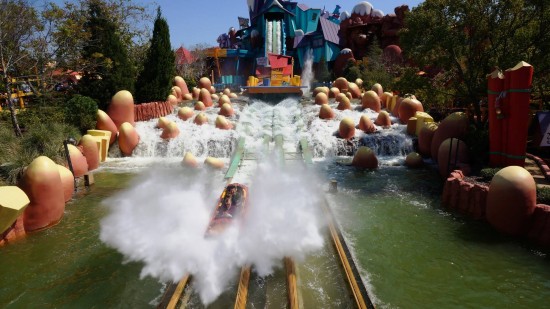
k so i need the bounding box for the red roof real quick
[267,53,292,69]
[175,46,194,65]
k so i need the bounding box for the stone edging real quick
[526,153,550,181]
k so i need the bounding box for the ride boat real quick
[205,183,249,236]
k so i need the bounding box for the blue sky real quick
[138,0,423,48]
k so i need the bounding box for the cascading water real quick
[301,48,314,94]
[301,103,412,165]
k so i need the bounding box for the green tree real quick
[315,56,331,82]
[63,94,98,133]
[400,0,550,126]
[77,0,135,110]
[0,0,42,137]
[135,7,175,103]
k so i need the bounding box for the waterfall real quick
[266,20,273,54]
[301,48,314,94]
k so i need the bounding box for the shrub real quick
[537,187,550,205]
[63,95,98,134]
[479,167,502,182]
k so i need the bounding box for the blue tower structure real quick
[208,0,342,88]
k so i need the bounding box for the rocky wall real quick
[442,169,550,248]
[134,101,174,122]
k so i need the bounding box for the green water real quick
[0,172,163,308]
[1,164,550,308]
[320,162,550,308]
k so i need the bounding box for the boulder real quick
[215,115,233,130]
[171,86,182,100]
[337,95,351,110]
[194,113,208,125]
[431,112,469,161]
[161,122,180,139]
[319,104,335,120]
[156,116,170,129]
[329,87,340,98]
[361,90,381,112]
[194,101,206,111]
[405,152,423,168]
[167,94,178,106]
[372,83,383,97]
[178,107,194,121]
[108,90,135,128]
[56,164,74,203]
[398,97,424,124]
[182,152,198,168]
[199,77,212,89]
[359,115,376,133]
[338,118,355,140]
[183,93,193,101]
[487,166,536,236]
[218,94,231,107]
[374,111,392,128]
[204,157,224,169]
[20,156,65,232]
[418,123,438,157]
[174,76,189,94]
[219,103,235,117]
[351,146,378,169]
[315,92,329,105]
[118,122,139,156]
[198,88,213,107]
[67,144,88,177]
[348,82,362,99]
[332,77,349,93]
[437,138,469,177]
[78,134,100,171]
[96,110,118,144]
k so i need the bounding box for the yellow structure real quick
[290,75,301,86]
[0,186,30,234]
[247,76,259,86]
[87,130,112,162]
[415,112,434,136]
[389,95,398,112]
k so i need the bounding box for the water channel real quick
[1,98,549,308]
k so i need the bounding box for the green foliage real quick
[479,167,502,182]
[400,0,550,125]
[135,7,175,103]
[465,124,490,169]
[342,40,394,90]
[392,66,454,111]
[0,121,80,185]
[184,76,197,89]
[537,186,550,205]
[77,0,135,110]
[63,95,98,133]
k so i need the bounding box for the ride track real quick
[157,109,374,309]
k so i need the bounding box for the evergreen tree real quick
[77,0,135,110]
[315,57,332,83]
[135,7,175,103]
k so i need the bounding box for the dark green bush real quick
[537,187,550,205]
[63,95,98,134]
[479,167,502,182]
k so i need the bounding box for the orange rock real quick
[21,156,65,232]
[199,77,212,89]
[204,156,225,169]
[161,122,180,139]
[405,152,423,168]
[56,164,74,203]
[355,78,363,88]
[437,138,469,178]
[351,146,378,169]
[359,115,376,133]
[332,77,349,93]
[218,94,231,107]
[431,112,469,161]
[211,94,219,102]
[67,144,88,177]
[337,96,351,110]
[371,83,383,97]
[229,93,238,99]
[315,92,329,105]
[215,115,233,130]
[223,88,231,95]
[487,166,536,236]
[348,82,362,99]
[219,103,235,117]
[194,113,208,125]
[418,123,438,157]
[338,118,355,140]
[210,86,216,94]
[335,93,347,104]
[407,117,417,135]
[313,87,329,97]
[361,90,381,112]
[329,87,340,98]
[108,90,135,128]
[167,94,178,106]
[319,104,335,120]
[194,101,206,111]
[192,87,200,99]
[380,92,392,108]
[96,110,118,145]
[183,93,193,101]
[398,97,424,124]
[375,111,392,127]
[199,88,213,107]
[178,106,194,121]
[174,76,189,94]
[156,116,170,129]
[171,86,182,100]
[78,134,100,171]
[345,92,352,100]
[182,152,198,168]
[118,122,140,156]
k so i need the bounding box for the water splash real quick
[99,158,324,305]
[301,48,314,94]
